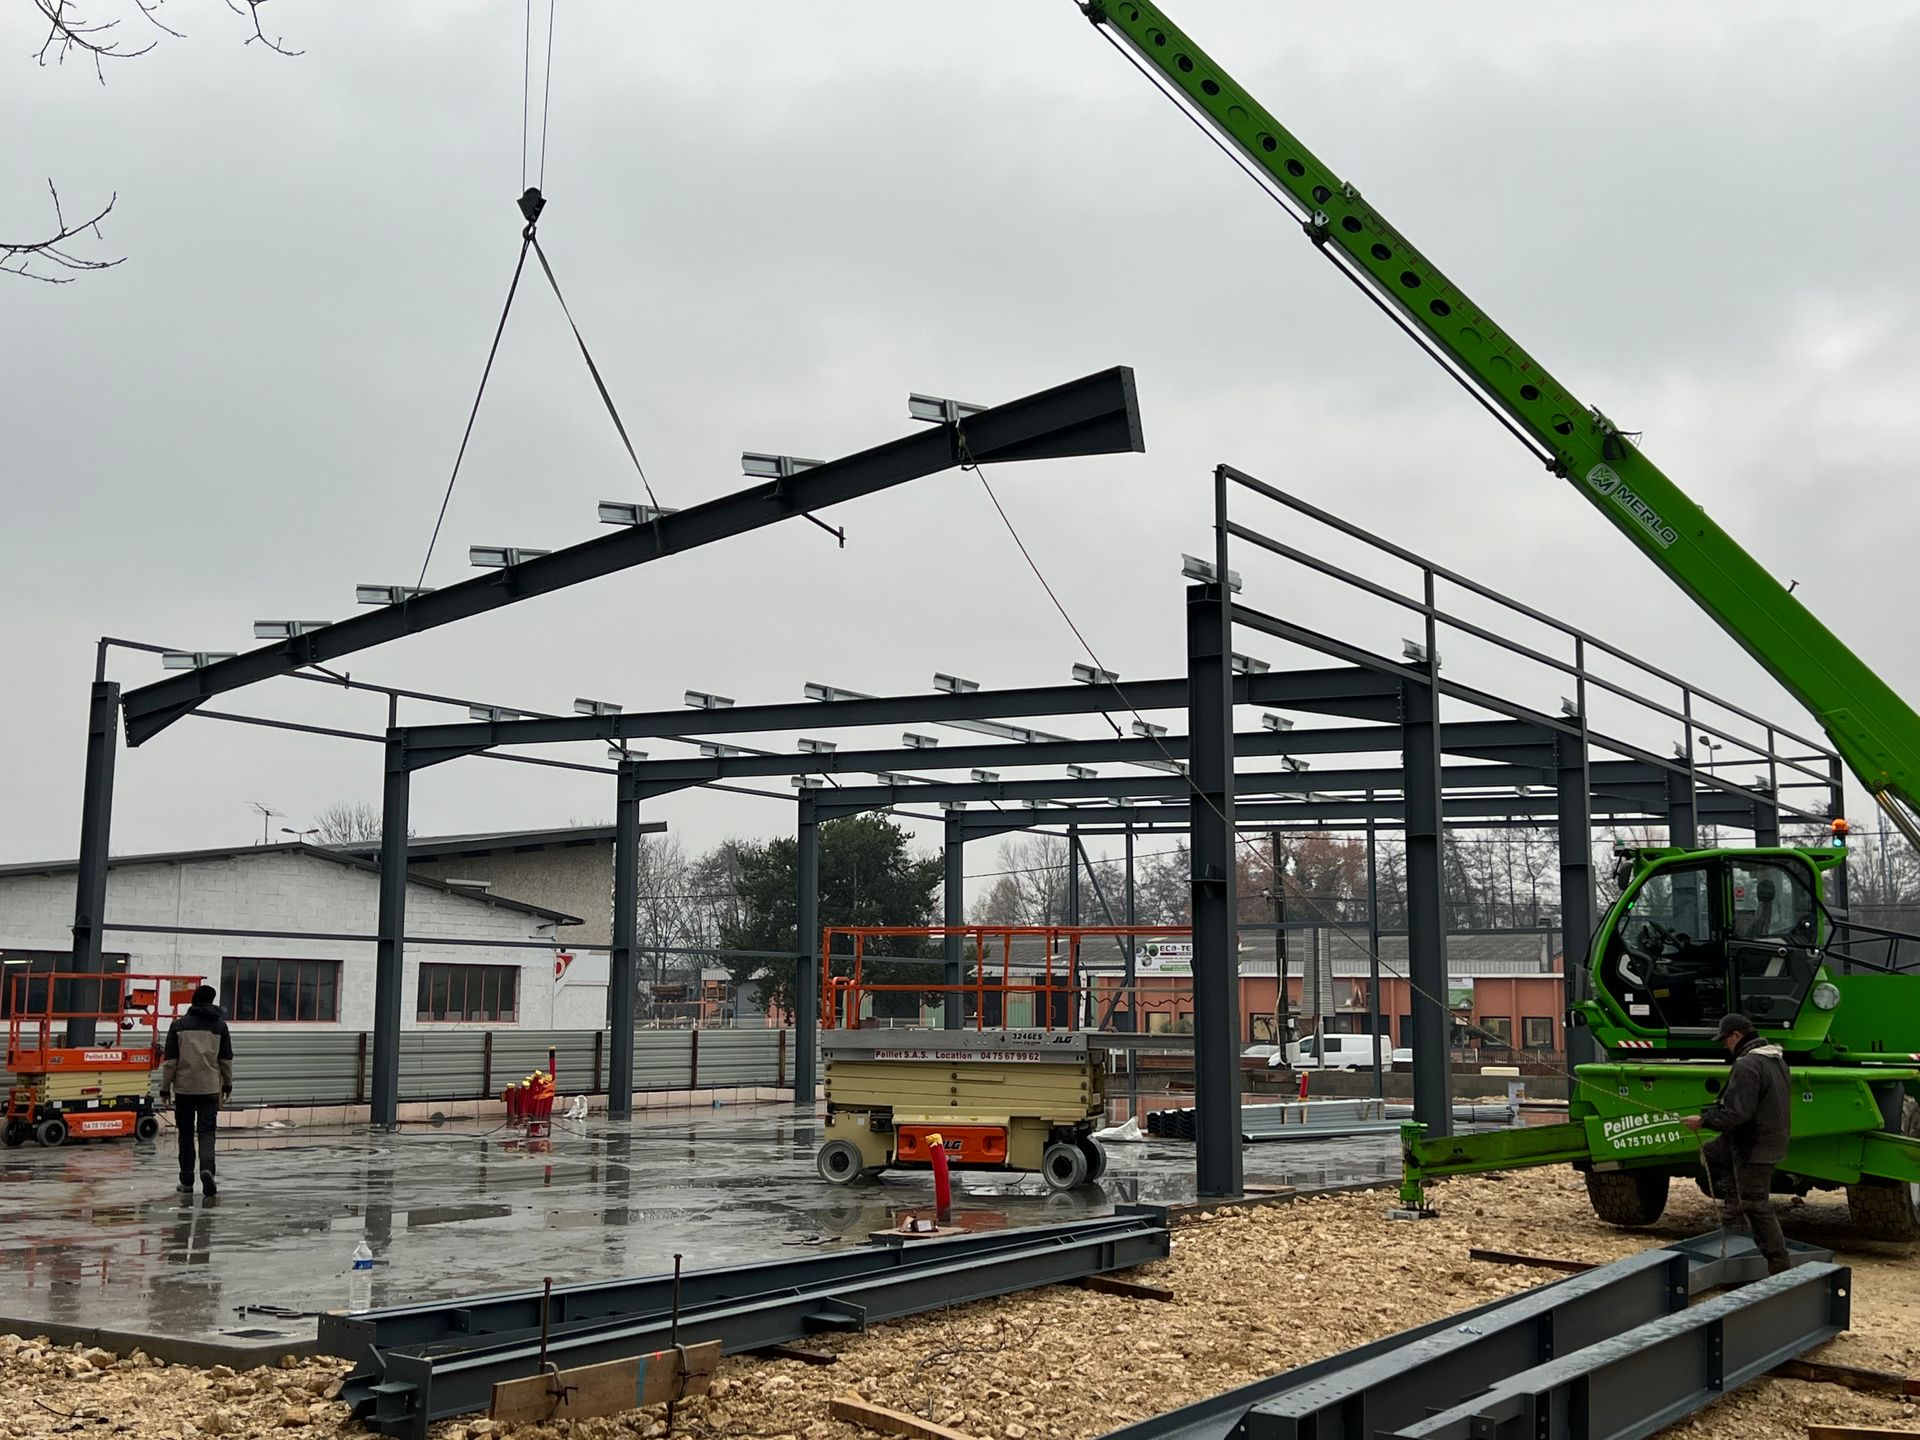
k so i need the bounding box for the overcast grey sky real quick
[5,1,1918,878]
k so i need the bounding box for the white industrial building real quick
[0,841,608,1030]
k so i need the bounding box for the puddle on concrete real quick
[0,1104,1399,1346]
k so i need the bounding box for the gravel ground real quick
[1,1169,1913,1440]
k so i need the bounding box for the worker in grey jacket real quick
[159,985,233,1198]
[1684,1012,1791,1273]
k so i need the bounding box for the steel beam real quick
[1237,1248,1689,1440]
[806,762,1548,818]
[794,796,820,1104]
[622,724,1411,788]
[64,679,119,1047]
[370,737,411,1128]
[1394,1264,1849,1440]
[393,667,1403,772]
[1187,568,1242,1198]
[120,367,1146,745]
[607,765,641,1118]
[336,1207,1169,1439]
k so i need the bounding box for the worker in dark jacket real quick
[1684,1012,1791,1272]
[159,985,233,1198]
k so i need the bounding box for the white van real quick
[1286,1034,1394,1071]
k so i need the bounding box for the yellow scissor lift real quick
[813,924,1185,1190]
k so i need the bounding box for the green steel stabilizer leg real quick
[1400,1119,1600,1210]
[1399,1121,1431,1209]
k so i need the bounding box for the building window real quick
[221,958,340,1023]
[1522,1016,1555,1051]
[1146,1011,1173,1035]
[1479,1015,1514,1049]
[417,963,518,1023]
[1398,1014,1413,1043]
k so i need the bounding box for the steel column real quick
[1753,792,1781,848]
[1366,798,1383,1097]
[370,736,412,1129]
[1828,756,1850,911]
[1124,822,1139,1114]
[1403,670,1454,1138]
[1556,732,1599,1067]
[607,765,641,1118]
[942,817,964,1030]
[1187,559,1242,1193]
[1667,768,1699,848]
[1065,823,1082,1029]
[65,678,120,1047]
[794,796,820,1105]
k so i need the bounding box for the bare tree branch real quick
[32,0,156,82]
[1,179,121,283]
[224,0,299,56]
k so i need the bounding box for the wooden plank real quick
[1778,1359,1920,1397]
[831,1392,985,1440]
[1076,1274,1175,1302]
[1468,1247,1597,1274]
[490,1339,720,1425]
[755,1343,839,1366]
[1807,1426,1920,1440]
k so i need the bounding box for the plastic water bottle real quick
[347,1241,374,1313]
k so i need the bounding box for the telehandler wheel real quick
[1584,1168,1669,1227]
[816,1139,866,1185]
[1075,1135,1107,1182]
[1847,1096,1920,1242]
[34,1117,69,1149]
[1041,1141,1090,1192]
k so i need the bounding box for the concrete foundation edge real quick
[0,1316,321,1369]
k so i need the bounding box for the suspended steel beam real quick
[120,366,1146,745]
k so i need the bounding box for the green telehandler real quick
[1081,1,1920,1237]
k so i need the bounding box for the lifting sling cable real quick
[415,2,843,588]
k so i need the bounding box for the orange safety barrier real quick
[819,924,1191,1031]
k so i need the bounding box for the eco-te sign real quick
[1137,941,1193,976]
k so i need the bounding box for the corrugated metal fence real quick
[222,1028,795,1107]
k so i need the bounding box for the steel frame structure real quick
[61,367,1147,1109]
[67,368,1838,1194]
[364,474,1831,1175]
[1172,465,1841,1195]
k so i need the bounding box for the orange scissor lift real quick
[815,924,1187,1191]
[4,971,201,1148]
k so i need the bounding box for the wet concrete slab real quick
[0,1103,1398,1360]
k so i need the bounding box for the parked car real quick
[1286,1034,1395,1071]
